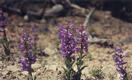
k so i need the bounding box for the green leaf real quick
[80,66,87,72]
[82,55,86,59]
[4,46,10,55]
[62,66,67,72]
[2,44,10,55]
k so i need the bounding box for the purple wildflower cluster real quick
[76,26,88,53]
[58,23,76,58]
[0,9,11,56]
[0,9,7,40]
[19,53,36,72]
[113,48,128,80]
[58,23,88,58]
[58,21,88,79]
[0,9,6,29]
[19,26,38,72]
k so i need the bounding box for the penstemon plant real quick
[18,26,38,80]
[113,48,128,80]
[58,20,88,80]
[58,21,76,80]
[75,26,88,80]
[0,9,11,59]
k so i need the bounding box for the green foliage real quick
[90,67,104,80]
[123,75,128,80]
[63,56,75,80]
[3,43,10,56]
[74,54,87,80]
[1,36,10,56]
[87,54,94,61]
[63,53,87,80]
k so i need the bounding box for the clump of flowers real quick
[58,21,76,80]
[113,48,128,80]
[18,26,38,80]
[75,26,88,80]
[58,21,88,80]
[0,9,10,56]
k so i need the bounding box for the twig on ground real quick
[83,8,95,27]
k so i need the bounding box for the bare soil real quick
[0,10,132,80]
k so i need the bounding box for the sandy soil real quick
[0,10,132,80]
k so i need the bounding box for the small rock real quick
[18,22,24,27]
[22,71,28,75]
[2,70,8,75]
[7,65,19,72]
[44,47,55,55]
[47,65,57,71]
[24,15,29,21]
[32,63,41,69]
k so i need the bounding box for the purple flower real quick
[19,32,31,51]
[0,9,7,37]
[76,26,88,53]
[31,26,39,46]
[58,21,88,80]
[19,43,25,51]
[24,53,36,64]
[0,9,7,29]
[0,9,11,56]
[113,48,127,80]
[19,53,36,72]
[19,59,32,71]
[19,26,38,73]
[58,24,76,58]
[65,20,72,23]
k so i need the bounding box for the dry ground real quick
[0,10,132,80]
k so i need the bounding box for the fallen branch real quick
[83,8,95,27]
[44,4,64,17]
[80,7,113,47]
[27,8,44,17]
[64,0,86,13]
[88,35,114,48]
[88,35,110,43]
